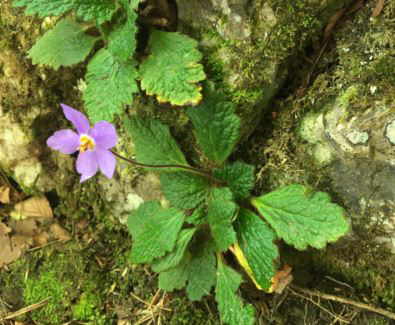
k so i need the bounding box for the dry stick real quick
[289,288,350,324]
[0,298,49,321]
[27,239,62,252]
[372,0,385,17]
[130,292,171,312]
[291,285,395,321]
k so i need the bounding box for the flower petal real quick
[61,103,90,134]
[89,121,118,149]
[47,129,79,154]
[76,150,99,182]
[96,149,116,179]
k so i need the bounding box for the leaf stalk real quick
[111,150,222,184]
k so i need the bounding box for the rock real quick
[98,172,163,225]
[0,106,62,192]
[288,0,395,307]
[176,0,354,137]
[300,85,395,166]
[297,1,395,244]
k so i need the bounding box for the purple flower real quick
[47,104,117,182]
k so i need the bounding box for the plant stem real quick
[111,150,220,183]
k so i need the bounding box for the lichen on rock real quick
[288,0,395,308]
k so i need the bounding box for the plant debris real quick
[0,196,70,268]
[372,0,385,17]
[10,196,53,220]
[0,185,10,204]
[270,264,293,294]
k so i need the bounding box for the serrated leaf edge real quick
[251,192,350,250]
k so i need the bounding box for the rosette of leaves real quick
[125,86,350,325]
[14,0,206,122]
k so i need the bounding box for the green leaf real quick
[208,188,237,252]
[129,0,141,10]
[251,184,349,250]
[139,30,206,106]
[152,228,196,272]
[158,238,217,301]
[185,239,217,301]
[124,117,188,167]
[74,0,116,24]
[128,201,184,263]
[107,3,138,62]
[186,204,206,225]
[214,161,255,200]
[235,209,278,291]
[28,18,97,70]
[13,0,74,17]
[13,0,116,24]
[83,48,138,123]
[160,172,210,209]
[216,258,256,325]
[187,89,240,165]
[158,255,189,291]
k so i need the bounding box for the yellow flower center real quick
[79,134,95,152]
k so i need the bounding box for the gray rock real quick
[176,0,353,137]
[296,0,395,269]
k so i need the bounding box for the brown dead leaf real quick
[0,197,72,268]
[270,264,293,294]
[0,221,27,268]
[0,230,22,268]
[11,234,33,251]
[117,320,131,325]
[0,221,11,235]
[49,223,71,242]
[0,185,10,204]
[0,220,39,268]
[372,0,385,17]
[10,196,53,220]
[33,232,50,246]
[9,219,38,237]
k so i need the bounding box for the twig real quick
[149,289,161,309]
[131,289,171,325]
[130,292,171,312]
[0,298,50,321]
[324,276,354,290]
[27,239,62,252]
[289,287,350,323]
[291,285,395,321]
[372,0,385,17]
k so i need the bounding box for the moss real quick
[17,248,87,323]
[72,291,106,323]
[244,0,395,314]
[166,297,219,324]
[24,268,72,324]
[372,56,395,84]
[0,258,27,308]
[311,243,395,309]
[1,231,122,323]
